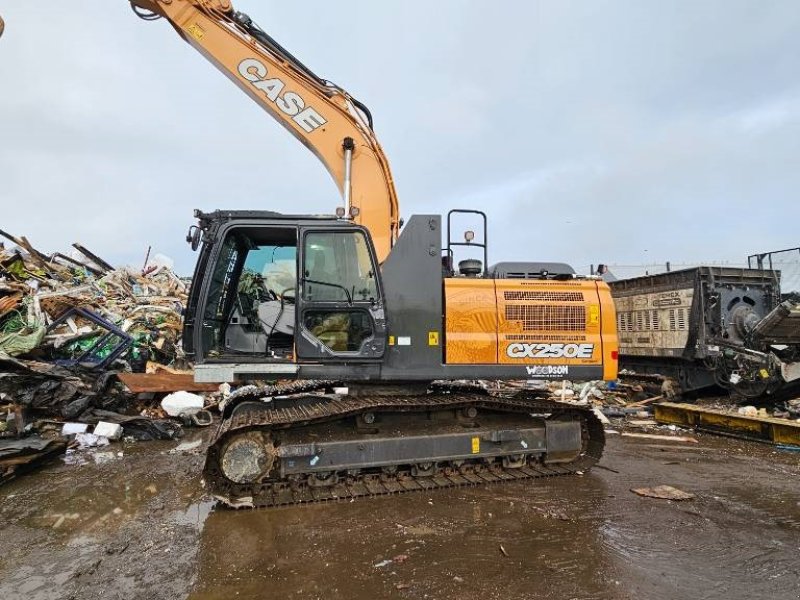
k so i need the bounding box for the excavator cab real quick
[183,211,387,378]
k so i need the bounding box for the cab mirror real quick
[186,226,202,251]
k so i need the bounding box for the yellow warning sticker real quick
[471,437,480,454]
[428,331,439,346]
[589,305,600,326]
[759,369,770,379]
[187,23,205,41]
[388,336,395,346]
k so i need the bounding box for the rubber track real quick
[204,391,604,508]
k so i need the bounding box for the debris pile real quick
[0,231,212,483]
[707,398,800,421]
[0,437,67,485]
[0,229,186,370]
[518,373,800,424]
[515,374,800,450]
[495,377,669,413]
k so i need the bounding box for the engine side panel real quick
[496,279,603,369]
[443,278,498,363]
[444,277,618,381]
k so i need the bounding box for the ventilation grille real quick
[519,281,585,288]
[504,291,584,302]
[668,308,688,331]
[506,305,586,331]
[618,309,687,332]
[505,334,588,342]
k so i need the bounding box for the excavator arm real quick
[130,0,400,261]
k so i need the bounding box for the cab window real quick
[303,231,377,303]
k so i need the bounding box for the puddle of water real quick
[169,439,204,454]
[183,435,800,600]
[5,442,200,536]
[170,500,216,531]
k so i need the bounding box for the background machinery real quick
[610,266,800,400]
[46,1,620,507]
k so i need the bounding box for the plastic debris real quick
[169,439,203,454]
[160,391,205,417]
[93,421,123,440]
[190,409,214,427]
[61,422,89,436]
[74,433,110,448]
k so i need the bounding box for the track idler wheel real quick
[220,432,275,484]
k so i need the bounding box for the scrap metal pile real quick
[0,230,209,482]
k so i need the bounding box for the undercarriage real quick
[203,383,605,508]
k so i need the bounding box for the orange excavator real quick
[7,3,619,507]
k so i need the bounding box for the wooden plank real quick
[0,292,22,318]
[621,432,699,443]
[628,395,664,407]
[116,372,219,393]
[72,243,114,272]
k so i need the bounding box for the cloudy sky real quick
[1,1,798,275]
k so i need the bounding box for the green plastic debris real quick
[0,324,45,357]
[1,310,27,334]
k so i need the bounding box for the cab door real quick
[296,227,387,360]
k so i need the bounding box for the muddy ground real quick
[1,428,798,600]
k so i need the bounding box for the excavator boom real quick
[130,0,400,261]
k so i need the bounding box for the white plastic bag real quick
[161,391,205,417]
